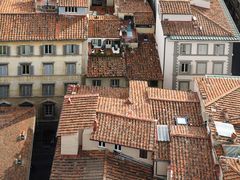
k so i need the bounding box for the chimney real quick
[93,119,98,132]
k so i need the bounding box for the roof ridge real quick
[192,7,233,36]
[205,84,240,107]
[96,111,157,122]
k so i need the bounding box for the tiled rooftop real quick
[161,0,235,37]
[87,56,126,78]
[126,34,163,81]
[115,0,153,13]
[0,107,35,180]
[219,157,240,180]
[0,0,35,13]
[88,15,121,38]
[159,0,192,15]
[169,125,216,179]
[58,0,88,7]
[51,139,153,180]
[0,13,88,41]
[57,94,99,136]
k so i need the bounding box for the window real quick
[42,84,55,96]
[64,44,78,55]
[105,40,111,45]
[66,63,76,75]
[114,144,121,151]
[0,46,9,56]
[148,80,158,87]
[139,149,148,159]
[196,62,207,74]
[43,63,54,75]
[180,44,191,55]
[98,141,105,148]
[64,82,78,94]
[0,64,8,76]
[18,45,33,56]
[65,7,77,12]
[214,44,225,55]
[92,80,101,86]
[0,85,9,98]
[18,64,33,75]
[43,102,55,119]
[213,63,223,74]
[110,79,120,88]
[92,39,102,47]
[43,45,55,55]
[179,63,191,74]
[197,44,208,55]
[19,84,32,97]
[178,81,190,91]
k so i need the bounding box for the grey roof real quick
[157,125,170,142]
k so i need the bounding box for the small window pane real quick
[213,63,223,74]
[0,46,7,55]
[0,85,9,98]
[43,63,53,75]
[110,79,119,88]
[66,63,76,75]
[43,102,55,119]
[92,80,101,86]
[20,84,32,97]
[215,44,224,55]
[198,44,208,55]
[42,84,55,96]
[139,149,148,159]
[0,64,8,76]
[197,63,207,74]
[44,45,53,54]
[180,44,191,55]
[179,81,189,91]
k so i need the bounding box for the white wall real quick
[59,7,88,15]
[190,0,210,9]
[61,132,79,155]
[154,161,169,177]
[82,128,153,164]
[162,14,192,21]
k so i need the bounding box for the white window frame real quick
[66,63,76,75]
[179,62,191,74]
[20,45,33,56]
[110,79,120,88]
[213,62,224,74]
[180,44,191,55]
[44,45,53,54]
[98,141,105,148]
[0,64,8,76]
[197,44,208,55]
[114,144,122,152]
[0,46,8,56]
[19,84,32,97]
[92,80,101,86]
[43,63,54,75]
[196,62,207,74]
[214,44,225,56]
[42,84,55,96]
[65,7,77,13]
[0,84,9,98]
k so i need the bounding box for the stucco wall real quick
[61,133,79,155]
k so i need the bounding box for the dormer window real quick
[98,141,105,148]
[65,7,77,13]
[114,144,121,152]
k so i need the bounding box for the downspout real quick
[162,36,168,88]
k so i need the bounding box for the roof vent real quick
[15,155,23,165]
[17,131,26,141]
[192,16,197,21]
[199,26,203,31]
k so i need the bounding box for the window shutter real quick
[17,46,21,56]
[75,45,79,55]
[63,45,67,55]
[7,46,10,56]
[30,65,34,75]
[188,64,191,74]
[18,66,22,75]
[53,45,56,55]
[30,46,34,55]
[40,46,44,56]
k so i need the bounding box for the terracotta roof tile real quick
[91,113,156,151]
[115,0,153,13]
[156,142,170,160]
[159,0,192,15]
[87,56,126,78]
[0,107,35,179]
[126,35,163,81]
[0,13,87,41]
[51,139,153,179]
[67,84,129,99]
[57,94,99,136]
[88,15,121,38]
[219,157,240,180]
[0,0,35,13]
[169,126,216,179]
[134,12,154,25]
[195,77,240,106]
[161,0,235,37]
[58,0,88,7]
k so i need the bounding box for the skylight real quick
[175,117,188,125]
[157,125,170,142]
[214,121,235,138]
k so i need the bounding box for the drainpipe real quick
[162,36,168,84]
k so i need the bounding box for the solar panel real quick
[157,125,170,141]
[214,121,235,138]
[176,117,188,125]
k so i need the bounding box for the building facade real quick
[155,0,240,90]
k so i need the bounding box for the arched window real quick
[19,101,34,107]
